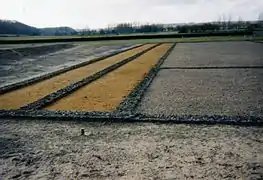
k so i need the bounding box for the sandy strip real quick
[46,44,172,112]
[0,44,154,110]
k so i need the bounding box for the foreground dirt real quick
[0,119,262,180]
[47,44,172,112]
[0,45,152,110]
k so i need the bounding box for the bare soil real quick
[47,44,172,112]
[0,45,151,110]
[0,119,262,180]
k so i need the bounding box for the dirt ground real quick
[0,45,151,110]
[47,44,172,112]
[0,43,133,87]
[0,119,262,180]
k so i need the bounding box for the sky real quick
[1,0,263,29]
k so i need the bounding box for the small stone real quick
[81,128,85,136]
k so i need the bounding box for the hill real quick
[0,20,77,36]
[39,27,77,36]
[0,20,40,36]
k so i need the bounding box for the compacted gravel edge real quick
[0,110,262,126]
[0,44,142,95]
[20,43,161,110]
[115,43,177,114]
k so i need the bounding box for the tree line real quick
[1,19,262,37]
[81,20,263,36]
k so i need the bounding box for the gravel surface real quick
[138,41,263,117]
[0,119,262,180]
[162,41,263,68]
[46,44,171,112]
[0,43,133,87]
[137,69,263,117]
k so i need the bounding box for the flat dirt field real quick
[0,43,133,87]
[0,45,152,110]
[47,44,172,112]
[0,119,262,179]
[162,41,263,68]
[137,41,263,117]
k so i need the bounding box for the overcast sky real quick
[1,0,263,29]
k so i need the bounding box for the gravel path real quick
[0,119,262,180]
[0,43,133,87]
[137,69,263,117]
[162,41,263,68]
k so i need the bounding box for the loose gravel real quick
[0,119,262,179]
[0,45,153,110]
[162,41,263,68]
[137,69,263,117]
[46,44,172,112]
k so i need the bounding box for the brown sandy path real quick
[46,44,172,112]
[0,44,154,110]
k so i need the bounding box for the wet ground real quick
[0,43,133,87]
